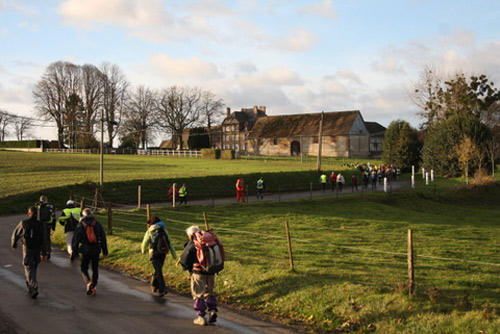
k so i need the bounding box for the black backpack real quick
[152,228,170,255]
[37,203,52,223]
[23,219,43,249]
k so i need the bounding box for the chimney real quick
[260,106,266,114]
[253,106,258,115]
[226,107,231,117]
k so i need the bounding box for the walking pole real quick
[203,212,210,230]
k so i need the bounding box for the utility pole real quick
[100,109,104,187]
[316,111,324,172]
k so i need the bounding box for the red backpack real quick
[193,230,225,274]
[82,220,98,244]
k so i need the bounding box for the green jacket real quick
[141,222,177,259]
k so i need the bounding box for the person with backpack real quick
[71,208,108,296]
[35,195,55,259]
[178,183,188,205]
[141,216,177,297]
[11,206,49,299]
[58,200,81,256]
[235,178,245,202]
[179,226,224,326]
[256,177,265,199]
[319,173,327,192]
[336,172,345,192]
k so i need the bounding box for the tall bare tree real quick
[156,86,203,149]
[14,115,33,140]
[100,62,129,147]
[200,90,224,129]
[122,86,158,149]
[32,61,81,148]
[0,109,11,141]
[80,64,104,147]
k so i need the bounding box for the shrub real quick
[201,148,221,159]
[221,149,235,160]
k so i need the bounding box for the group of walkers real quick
[320,164,401,192]
[11,195,223,326]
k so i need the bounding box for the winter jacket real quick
[58,206,81,233]
[141,222,177,259]
[11,215,49,256]
[71,216,108,257]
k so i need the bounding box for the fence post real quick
[172,183,176,208]
[310,182,313,200]
[408,229,415,297]
[146,204,151,221]
[137,185,142,209]
[411,175,415,189]
[285,220,294,271]
[278,185,281,203]
[107,202,113,236]
[203,212,210,230]
[80,198,85,210]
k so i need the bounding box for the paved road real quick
[0,214,301,334]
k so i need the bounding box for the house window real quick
[273,138,278,145]
[258,139,263,145]
[330,136,336,143]
[313,137,319,144]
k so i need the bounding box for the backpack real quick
[151,227,170,255]
[193,230,225,274]
[237,179,244,190]
[66,214,79,231]
[37,203,52,223]
[23,219,43,249]
[82,220,98,244]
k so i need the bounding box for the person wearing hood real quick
[71,208,108,296]
[141,216,177,297]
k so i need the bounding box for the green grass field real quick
[3,150,500,333]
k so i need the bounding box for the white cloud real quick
[371,56,407,75]
[298,0,337,20]
[278,29,318,52]
[150,54,220,79]
[239,66,303,86]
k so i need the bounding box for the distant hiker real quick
[236,178,245,202]
[336,173,345,192]
[319,173,327,192]
[179,183,188,205]
[371,171,377,189]
[329,172,337,191]
[256,177,265,199]
[71,208,108,296]
[180,226,223,326]
[362,171,369,189]
[167,183,179,204]
[35,195,55,259]
[58,200,81,256]
[11,206,48,299]
[351,174,358,192]
[141,216,177,297]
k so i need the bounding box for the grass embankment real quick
[50,180,500,334]
[0,150,369,215]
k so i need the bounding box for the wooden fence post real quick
[408,229,415,297]
[285,220,294,271]
[107,202,113,236]
[137,185,141,209]
[172,183,176,208]
[309,182,313,200]
[80,198,85,210]
[146,204,151,221]
[203,212,209,230]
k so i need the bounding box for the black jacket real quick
[71,216,108,257]
[11,215,49,256]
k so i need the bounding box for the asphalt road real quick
[0,214,301,334]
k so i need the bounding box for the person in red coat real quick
[235,178,245,202]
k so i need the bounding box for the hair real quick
[28,206,38,215]
[147,216,161,227]
[82,208,92,217]
[185,225,200,237]
[39,195,48,202]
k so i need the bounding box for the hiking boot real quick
[86,282,94,295]
[29,290,39,299]
[208,312,217,324]
[91,288,97,296]
[158,290,167,297]
[193,316,207,326]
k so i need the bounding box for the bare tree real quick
[200,90,224,129]
[32,61,81,148]
[409,66,443,128]
[122,86,158,148]
[14,115,33,140]
[100,62,129,147]
[80,64,104,147]
[0,109,11,141]
[156,86,203,149]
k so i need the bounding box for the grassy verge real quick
[51,180,500,333]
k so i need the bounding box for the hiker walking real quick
[141,216,177,297]
[11,206,48,299]
[256,177,265,199]
[178,183,188,205]
[319,173,327,192]
[58,200,81,256]
[329,172,337,191]
[351,174,358,192]
[35,195,55,259]
[179,226,223,326]
[71,208,108,296]
[336,172,345,192]
[235,178,245,202]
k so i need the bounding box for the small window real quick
[330,136,336,143]
[313,137,319,144]
[273,138,278,145]
[258,139,263,145]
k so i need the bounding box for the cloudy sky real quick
[1,0,499,144]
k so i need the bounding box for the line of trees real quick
[382,66,500,178]
[0,110,35,141]
[27,60,225,149]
